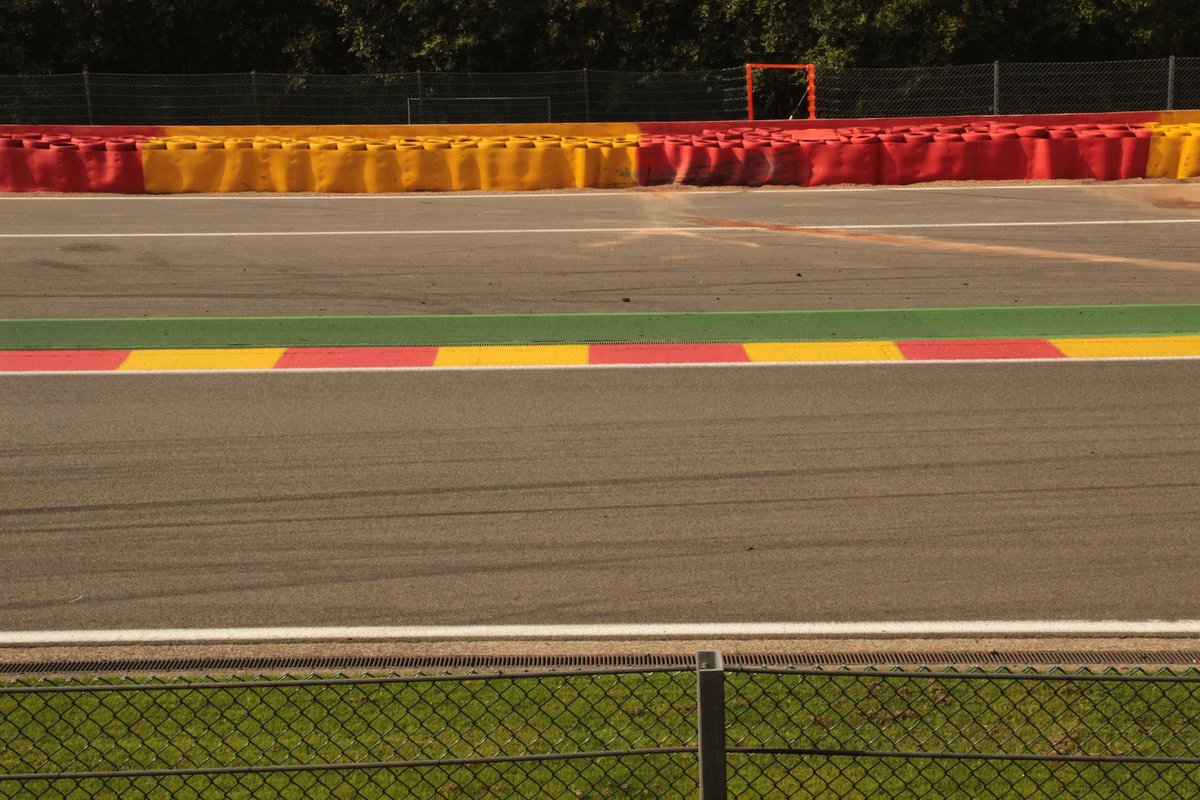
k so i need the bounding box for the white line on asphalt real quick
[0,226,725,239]
[0,182,1189,200]
[3,355,1200,377]
[4,621,1200,645]
[3,218,1200,238]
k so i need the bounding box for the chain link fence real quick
[3,652,1199,798]
[1,58,1197,125]
[816,63,996,118]
[1,668,698,798]
[1177,57,1200,111]
[818,57,1199,118]
[725,665,1200,799]
[0,68,746,126]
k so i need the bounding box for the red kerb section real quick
[898,339,1066,360]
[589,343,749,365]
[0,350,131,371]
[274,347,439,369]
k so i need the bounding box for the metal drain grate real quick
[3,650,1199,676]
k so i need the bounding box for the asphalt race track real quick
[3,362,1200,631]
[3,182,1200,319]
[1,182,1199,639]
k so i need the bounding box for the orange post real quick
[807,66,817,120]
[745,63,816,120]
[745,64,756,120]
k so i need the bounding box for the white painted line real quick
[0,182,1189,200]
[3,218,1200,239]
[4,621,1200,645]
[3,355,1200,377]
[817,219,1200,230]
[0,226,722,239]
[736,182,1199,195]
[831,219,1200,230]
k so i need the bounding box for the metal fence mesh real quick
[998,59,1172,115]
[7,755,698,799]
[1,670,698,799]
[725,667,1200,799]
[815,58,1196,118]
[1177,57,1200,112]
[0,73,89,126]
[728,755,1198,800]
[0,69,747,126]
[0,59,1196,125]
[817,64,995,118]
[3,662,1200,798]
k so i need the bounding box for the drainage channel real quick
[3,650,1200,676]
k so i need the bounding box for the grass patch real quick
[4,304,1200,350]
[1,668,1197,798]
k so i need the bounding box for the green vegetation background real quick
[1,0,1196,75]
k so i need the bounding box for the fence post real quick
[745,64,755,120]
[807,65,817,119]
[1167,56,1176,111]
[82,69,94,125]
[993,61,1001,115]
[696,650,727,800]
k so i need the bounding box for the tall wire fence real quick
[818,58,1199,118]
[0,69,747,126]
[2,652,1199,799]
[0,58,1197,125]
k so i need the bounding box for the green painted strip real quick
[2,305,1200,350]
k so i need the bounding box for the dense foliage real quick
[1,0,1196,74]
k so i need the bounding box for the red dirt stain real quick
[694,217,1200,273]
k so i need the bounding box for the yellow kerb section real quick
[118,348,286,370]
[434,345,590,367]
[1049,336,1200,359]
[743,341,905,362]
[1144,123,1200,179]
[141,129,641,193]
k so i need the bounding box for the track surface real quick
[2,182,1199,638]
[3,182,1200,319]
[2,363,1198,630]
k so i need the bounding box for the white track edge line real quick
[3,355,1200,377]
[4,218,1200,238]
[0,182,1189,200]
[4,621,1200,645]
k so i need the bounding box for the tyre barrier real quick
[0,132,150,193]
[637,123,1200,185]
[140,134,641,193]
[1146,123,1200,179]
[0,133,640,193]
[1,118,1198,193]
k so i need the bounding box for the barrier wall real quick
[1,113,1198,193]
[140,135,640,193]
[636,122,1182,186]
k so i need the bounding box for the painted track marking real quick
[4,355,1200,377]
[0,182,1191,201]
[4,621,1200,645]
[3,218,1200,239]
